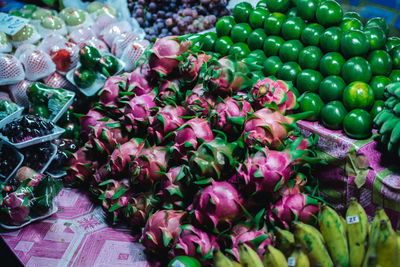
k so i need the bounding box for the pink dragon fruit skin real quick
[148,105,186,144]
[124,192,154,228]
[108,138,145,175]
[123,92,156,132]
[170,225,219,261]
[126,65,153,95]
[2,192,30,225]
[179,53,211,83]
[237,147,293,193]
[85,126,128,156]
[243,107,295,149]
[148,36,191,77]
[140,209,186,253]
[250,77,297,114]
[65,147,97,185]
[185,84,215,117]
[158,166,185,208]
[191,181,243,229]
[268,193,321,229]
[228,224,273,261]
[157,78,183,104]
[99,74,128,105]
[80,109,107,138]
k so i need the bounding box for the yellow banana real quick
[340,215,347,238]
[365,253,378,267]
[275,227,295,257]
[287,244,310,267]
[318,205,349,267]
[346,198,369,267]
[214,249,235,267]
[397,230,400,264]
[238,243,263,267]
[293,221,333,267]
[232,261,243,267]
[376,220,399,267]
[262,245,288,267]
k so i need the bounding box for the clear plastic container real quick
[0,106,24,129]
[0,142,24,183]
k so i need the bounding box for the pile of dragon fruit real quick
[65,35,322,265]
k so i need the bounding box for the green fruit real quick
[343,12,362,21]
[369,76,391,100]
[343,109,373,139]
[319,52,345,76]
[263,35,285,56]
[320,26,342,52]
[321,101,348,129]
[79,45,101,69]
[33,104,50,119]
[296,0,318,21]
[390,69,400,82]
[73,67,96,89]
[233,2,253,23]
[263,56,283,76]
[266,0,290,13]
[319,75,346,102]
[385,37,400,52]
[299,92,324,121]
[249,8,270,29]
[257,0,269,8]
[279,40,304,62]
[230,23,253,43]
[296,69,323,93]
[370,100,385,119]
[301,23,325,46]
[281,17,306,40]
[264,12,287,35]
[168,256,201,267]
[365,17,389,36]
[214,36,233,56]
[247,28,267,50]
[315,0,343,27]
[298,46,322,70]
[216,16,236,37]
[364,26,386,51]
[201,32,218,51]
[390,46,400,69]
[342,81,375,110]
[98,55,119,77]
[341,30,370,58]
[246,49,267,64]
[367,50,392,76]
[277,61,302,82]
[339,18,363,32]
[342,56,372,83]
[286,7,298,18]
[229,43,251,59]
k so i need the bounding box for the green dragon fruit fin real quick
[109,202,123,212]
[250,234,270,249]
[98,180,115,187]
[162,229,173,247]
[229,116,245,126]
[254,208,265,231]
[287,111,315,122]
[112,186,128,200]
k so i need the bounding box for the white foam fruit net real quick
[79,38,109,54]
[49,41,80,74]
[43,72,74,90]
[8,79,32,108]
[20,49,56,81]
[100,21,132,48]
[14,43,37,60]
[121,40,149,72]
[112,31,139,58]
[0,91,11,101]
[69,27,96,45]
[0,55,25,86]
[93,13,118,37]
[38,34,67,55]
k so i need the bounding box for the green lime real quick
[369,76,391,100]
[263,56,283,76]
[390,69,400,82]
[320,26,342,52]
[385,37,400,53]
[266,0,290,13]
[297,0,318,21]
[200,32,218,51]
[390,46,400,69]
[339,18,363,32]
[341,30,370,58]
[365,17,389,36]
[216,16,236,37]
[342,56,372,83]
[281,17,306,40]
[298,46,323,70]
[301,23,325,46]
[263,35,285,56]
[249,8,270,29]
[229,42,251,59]
[168,256,201,267]
[279,40,304,62]
[299,92,325,121]
[247,28,267,50]
[286,7,298,18]
[364,26,386,51]
[257,0,268,8]
[343,109,373,139]
[233,2,253,23]
[264,12,287,35]
[277,61,302,82]
[319,75,346,102]
[230,23,253,43]
[367,50,392,76]
[296,69,323,93]
[321,101,348,129]
[370,100,385,119]
[319,52,345,76]
[342,81,375,110]
[343,12,362,21]
[316,0,343,27]
[247,49,267,65]
[214,36,234,56]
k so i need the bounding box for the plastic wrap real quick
[0,55,25,86]
[37,15,67,37]
[99,20,132,47]
[19,49,56,81]
[8,80,32,108]
[121,40,149,72]
[111,31,139,58]
[69,27,96,45]
[37,34,67,55]
[49,41,80,74]
[0,32,12,53]
[11,24,41,48]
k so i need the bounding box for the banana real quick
[394,85,400,98]
[385,83,398,96]
[374,111,394,128]
[214,249,235,267]
[232,261,243,267]
[346,198,369,267]
[385,96,397,109]
[365,252,378,267]
[238,243,263,267]
[381,132,391,145]
[397,230,400,264]
[376,220,399,267]
[393,102,400,116]
[379,117,400,135]
[387,141,397,153]
[262,245,288,267]
[275,227,295,257]
[390,122,400,145]
[292,222,333,267]
[340,215,348,240]
[318,205,349,267]
[287,244,310,267]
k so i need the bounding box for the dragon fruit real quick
[122,92,156,133]
[148,105,186,144]
[227,224,273,261]
[98,179,130,223]
[179,53,211,83]
[170,225,218,261]
[130,146,168,187]
[236,147,294,194]
[191,181,243,229]
[108,138,145,175]
[243,107,295,149]
[250,77,297,114]
[185,84,215,117]
[188,132,244,180]
[157,78,184,105]
[276,172,308,199]
[268,193,321,229]
[158,166,192,209]
[168,118,214,161]
[85,126,128,158]
[148,36,191,77]
[123,192,155,228]
[204,57,248,95]
[140,209,186,253]
[126,65,153,95]
[1,192,30,225]
[99,74,128,105]
[80,109,108,138]
[65,147,97,185]
[211,96,253,138]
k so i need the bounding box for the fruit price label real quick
[0,13,29,35]
[346,215,360,224]
[288,257,296,266]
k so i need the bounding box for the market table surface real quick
[0,188,149,267]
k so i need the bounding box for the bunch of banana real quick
[374,82,400,155]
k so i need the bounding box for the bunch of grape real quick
[128,0,230,41]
